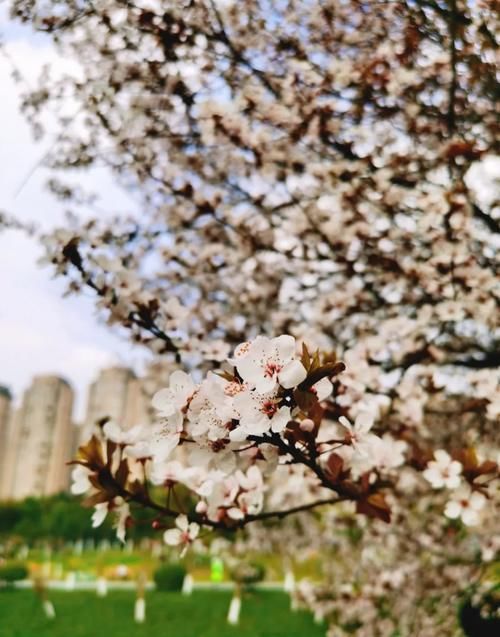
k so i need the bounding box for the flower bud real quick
[196,501,208,514]
[300,418,315,432]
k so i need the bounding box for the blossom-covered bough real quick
[70,335,499,553]
[4,1,498,417]
[4,0,498,375]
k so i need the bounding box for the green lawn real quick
[0,590,325,637]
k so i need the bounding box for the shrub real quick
[0,562,28,585]
[230,561,266,587]
[153,563,187,592]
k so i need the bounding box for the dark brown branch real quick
[61,239,181,357]
[112,471,344,531]
[451,350,500,369]
[243,496,346,524]
[208,0,279,98]
[472,204,500,234]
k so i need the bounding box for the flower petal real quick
[339,416,353,432]
[188,522,200,538]
[355,412,374,434]
[152,389,176,414]
[163,528,182,545]
[103,421,123,442]
[444,501,461,520]
[170,370,195,393]
[91,503,109,528]
[279,360,307,388]
[313,377,333,401]
[273,335,296,361]
[434,449,451,466]
[227,507,245,520]
[176,514,189,532]
[270,406,291,433]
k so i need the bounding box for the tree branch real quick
[472,204,500,234]
[113,471,345,531]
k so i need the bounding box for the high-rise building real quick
[1,363,175,500]
[1,407,22,500]
[78,367,151,444]
[0,386,13,499]
[7,375,74,500]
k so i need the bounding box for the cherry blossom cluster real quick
[5,1,498,401]
[70,335,499,555]
[423,449,488,526]
[292,477,500,637]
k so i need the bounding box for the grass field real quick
[0,590,325,637]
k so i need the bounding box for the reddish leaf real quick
[77,435,106,470]
[106,439,118,468]
[326,453,344,482]
[299,361,346,391]
[456,447,478,471]
[115,458,130,488]
[356,493,391,523]
[214,369,236,382]
[293,388,318,411]
[477,460,498,475]
[301,343,311,370]
[83,491,110,508]
[310,400,324,427]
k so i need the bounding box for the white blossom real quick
[423,450,462,490]
[444,488,487,526]
[164,515,200,554]
[103,421,146,446]
[231,389,291,441]
[71,465,92,495]
[233,335,306,393]
[152,371,197,417]
[338,413,379,457]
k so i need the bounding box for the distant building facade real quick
[78,367,151,444]
[5,376,74,500]
[1,363,167,500]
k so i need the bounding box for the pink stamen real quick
[264,360,282,378]
[261,401,277,417]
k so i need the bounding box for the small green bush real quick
[153,563,187,592]
[0,562,28,584]
[230,561,266,586]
